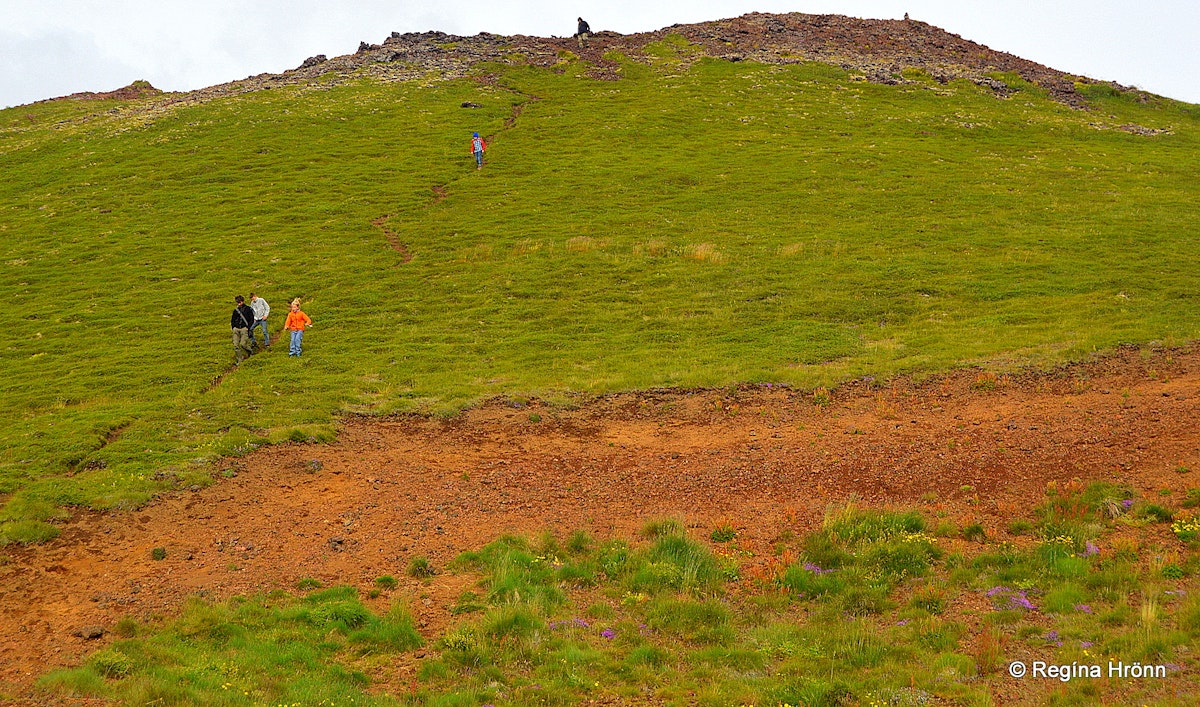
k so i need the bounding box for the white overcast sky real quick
[1,1,1197,109]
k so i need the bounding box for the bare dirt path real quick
[2,346,1197,699]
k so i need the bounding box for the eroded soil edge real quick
[2,346,1197,695]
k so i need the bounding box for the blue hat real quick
[473,132,479,137]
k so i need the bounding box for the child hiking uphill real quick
[470,132,487,170]
[285,299,312,357]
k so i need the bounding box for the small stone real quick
[73,626,105,640]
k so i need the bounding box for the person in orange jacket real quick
[470,132,487,169]
[284,299,312,357]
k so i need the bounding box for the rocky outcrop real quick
[55,12,1145,112]
[294,12,1134,106]
[62,80,162,102]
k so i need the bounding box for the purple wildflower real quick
[1121,499,1134,509]
[1011,595,1037,611]
[601,628,615,640]
[1082,542,1099,557]
[573,618,589,628]
[1074,604,1093,614]
[895,620,909,626]
[1046,630,1059,641]
[804,562,834,575]
[987,586,1037,611]
[1080,641,1094,648]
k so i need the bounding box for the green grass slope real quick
[2,41,1199,529]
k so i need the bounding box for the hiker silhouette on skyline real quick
[575,17,590,47]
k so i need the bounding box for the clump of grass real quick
[645,597,734,645]
[932,520,957,538]
[973,626,1008,674]
[296,577,322,590]
[86,649,134,678]
[407,556,436,578]
[972,371,999,390]
[909,584,949,615]
[451,591,487,615]
[961,522,987,542]
[565,529,592,554]
[710,523,737,543]
[1007,519,1033,536]
[113,617,138,639]
[565,236,600,252]
[1035,482,1128,547]
[824,502,925,544]
[150,547,167,561]
[633,238,668,257]
[374,575,398,590]
[1042,582,1089,614]
[348,605,423,653]
[0,520,61,545]
[630,533,730,594]
[778,505,939,609]
[641,517,684,539]
[1139,504,1174,523]
[456,535,565,611]
[682,243,725,263]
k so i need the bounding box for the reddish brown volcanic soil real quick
[2,346,1197,701]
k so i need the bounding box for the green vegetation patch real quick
[2,55,1199,525]
[42,492,1200,706]
[39,588,420,705]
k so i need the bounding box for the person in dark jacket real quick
[575,17,590,47]
[231,295,256,363]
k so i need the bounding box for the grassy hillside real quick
[2,40,1199,531]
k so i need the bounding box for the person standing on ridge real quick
[575,17,591,47]
[285,299,312,357]
[470,132,487,170]
[249,292,270,349]
[230,295,255,364]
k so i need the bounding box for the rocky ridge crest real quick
[67,12,1143,118]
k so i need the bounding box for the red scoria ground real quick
[1,345,1197,704]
